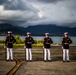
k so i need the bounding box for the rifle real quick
[4,46,7,61]
[43,47,44,61]
[24,46,26,60]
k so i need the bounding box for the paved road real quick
[0,47,76,75]
[0,61,15,75]
[15,61,76,75]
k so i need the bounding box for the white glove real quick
[46,43,50,44]
[24,46,26,48]
[43,47,44,49]
[27,42,32,44]
[62,47,63,49]
[64,43,69,44]
[4,46,6,48]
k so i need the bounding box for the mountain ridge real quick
[0,23,76,36]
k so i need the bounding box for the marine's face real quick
[46,35,49,38]
[27,34,30,37]
[8,33,11,36]
[64,34,68,38]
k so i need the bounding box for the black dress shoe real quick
[67,60,69,62]
[44,60,47,62]
[48,60,51,62]
[63,61,65,62]
[29,60,32,62]
[11,60,14,61]
[6,60,9,61]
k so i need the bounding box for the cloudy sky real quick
[0,0,76,27]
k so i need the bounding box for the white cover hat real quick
[64,32,68,35]
[45,33,49,35]
[8,31,12,34]
[27,32,31,35]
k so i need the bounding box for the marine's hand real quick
[4,46,6,48]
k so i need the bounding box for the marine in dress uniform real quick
[24,32,34,61]
[43,33,53,61]
[62,32,72,62]
[4,31,16,61]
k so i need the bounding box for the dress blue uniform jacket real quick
[62,37,72,49]
[44,37,53,48]
[25,37,34,48]
[5,36,16,48]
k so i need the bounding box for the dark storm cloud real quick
[0,0,76,27]
[0,0,8,4]
[0,0,39,28]
[38,0,64,3]
[0,0,38,11]
[4,0,32,10]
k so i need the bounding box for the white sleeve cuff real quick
[4,46,6,48]
[24,46,26,48]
